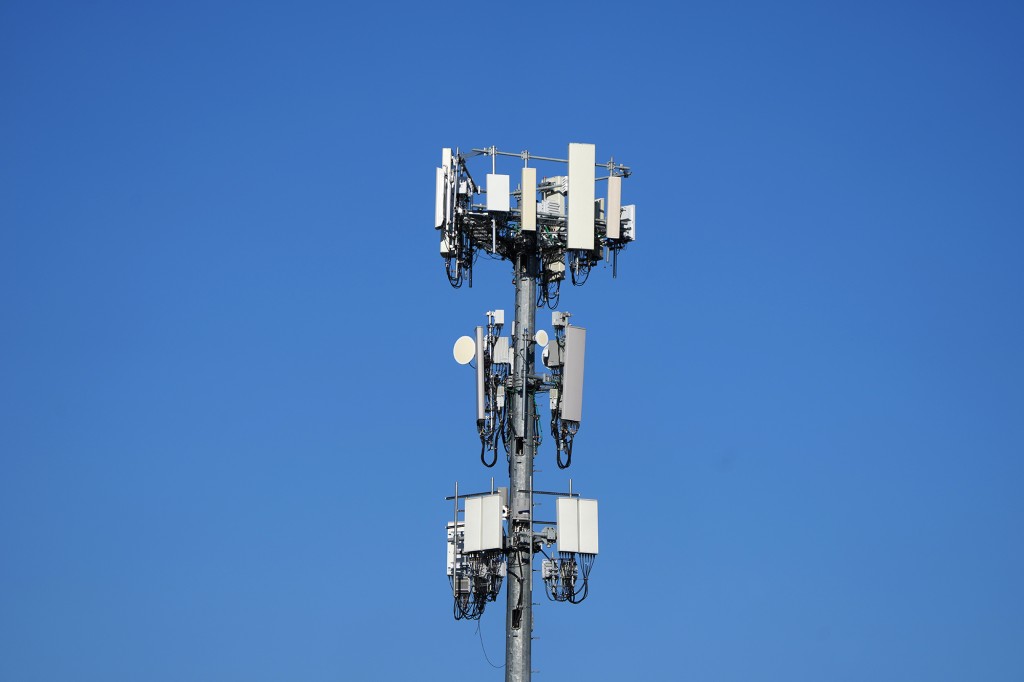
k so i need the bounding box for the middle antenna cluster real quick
[453,309,586,470]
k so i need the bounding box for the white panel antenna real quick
[521,167,537,231]
[487,174,510,212]
[475,326,485,421]
[560,324,586,423]
[556,497,580,553]
[577,498,599,554]
[435,167,446,230]
[440,148,455,229]
[567,143,596,250]
[480,494,502,550]
[606,175,622,239]
[555,497,599,555]
[464,494,503,553]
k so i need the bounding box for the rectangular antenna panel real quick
[561,324,586,422]
[567,143,596,250]
[606,175,622,239]
[556,498,599,555]
[439,231,450,256]
[487,174,510,212]
[439,148,453,230]
[556,497,580,553]
[464,494,503,552]
[475,326,485,421]
[578,498,599,554]
[482,494,502,549]
[435,167,445,229]
[521,167,537,231]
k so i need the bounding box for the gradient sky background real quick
[2,1,1023,680]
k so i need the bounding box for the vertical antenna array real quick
[437,143,636,682]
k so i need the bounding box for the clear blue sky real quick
[2,1,1022,680]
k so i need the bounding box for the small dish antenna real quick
[535,329,549,348]
[453,335,476,365]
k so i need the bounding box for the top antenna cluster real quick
[435,143,636,305]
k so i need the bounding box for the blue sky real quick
[2,1,1022,680]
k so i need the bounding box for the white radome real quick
[453,335,476,365]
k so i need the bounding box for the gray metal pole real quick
[505,242,538,682]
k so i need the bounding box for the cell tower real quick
[436,143,635,681]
